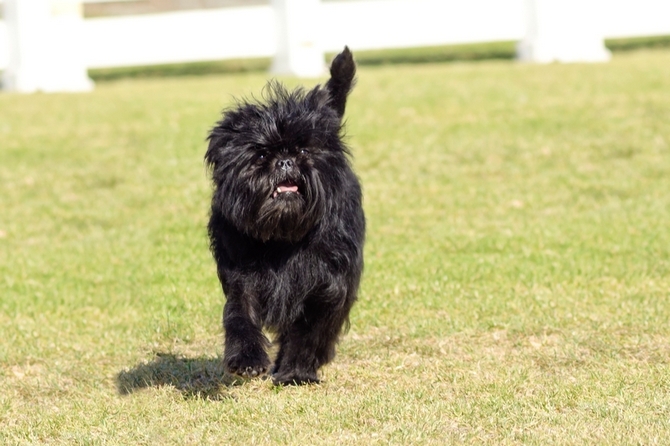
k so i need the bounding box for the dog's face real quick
[206,51,356,244]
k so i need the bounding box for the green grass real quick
[2,48,670,444]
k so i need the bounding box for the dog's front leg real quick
[222,296,271,379]
[272,291,355,385]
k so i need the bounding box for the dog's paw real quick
[272,371,320,386]
[224,351,271,379]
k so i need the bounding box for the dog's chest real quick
[250,250,320,325]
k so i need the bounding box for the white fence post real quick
[517,0,611,63]
[3,0,49,92]
[3,0,93,93]
[270,0,325,77]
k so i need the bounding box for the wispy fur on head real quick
[205,49,357,243]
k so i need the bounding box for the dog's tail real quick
[325,46,356,119]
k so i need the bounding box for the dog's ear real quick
[325,46,356,119]
[205,123,231,171]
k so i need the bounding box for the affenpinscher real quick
[205,47,364,385]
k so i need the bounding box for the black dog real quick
[205,48,364,385]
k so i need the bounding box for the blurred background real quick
[1,0,670,92]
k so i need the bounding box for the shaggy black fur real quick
[205,47,364,385]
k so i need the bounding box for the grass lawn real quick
[2,48,670,444]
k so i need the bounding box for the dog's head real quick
[206,48,356,243]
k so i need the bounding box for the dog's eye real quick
[258,153,266,160]
[300,149,309,155]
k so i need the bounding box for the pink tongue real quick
[278,184,298,193]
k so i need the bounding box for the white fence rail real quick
[1,0,670,73]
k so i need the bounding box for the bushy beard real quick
[216,165,327,244]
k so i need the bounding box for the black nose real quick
[276,159,294,170]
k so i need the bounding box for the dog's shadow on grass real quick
[116,353,239,400]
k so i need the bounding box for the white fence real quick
[1,0,670,86]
